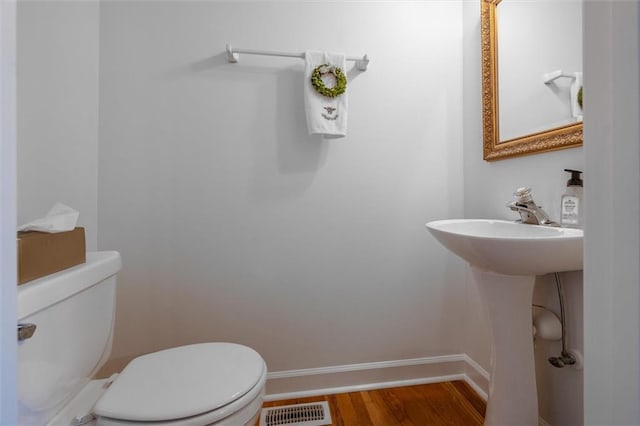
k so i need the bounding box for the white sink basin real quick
[425,219,584,425]
[426,219,583,276]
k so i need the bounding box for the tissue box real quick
[17,227,86,285]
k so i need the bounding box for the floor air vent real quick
[259,401,332,426]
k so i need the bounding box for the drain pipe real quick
[547,272,580,369]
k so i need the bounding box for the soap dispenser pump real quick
[560,169,584,228]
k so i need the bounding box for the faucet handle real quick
[513,187,533,203]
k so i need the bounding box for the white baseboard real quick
[264,353,490,402]
[462,354,490,400]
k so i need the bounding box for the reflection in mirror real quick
[498,1,582,140]
[481,0,583,161]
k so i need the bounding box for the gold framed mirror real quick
[481,0,583,161]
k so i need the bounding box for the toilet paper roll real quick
[532,309,562,341]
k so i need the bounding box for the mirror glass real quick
[498,1,582,140]
[481,0,583,161]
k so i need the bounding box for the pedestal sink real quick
[426,219,583,426]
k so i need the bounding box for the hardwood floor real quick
[260,381,486,425]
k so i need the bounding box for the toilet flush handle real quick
[73,414,96,426]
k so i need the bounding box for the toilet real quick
[17,251,267,426]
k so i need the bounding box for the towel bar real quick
[543,69,576,84]
[225,44,369,71]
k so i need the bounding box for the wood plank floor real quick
[260,381,486,425]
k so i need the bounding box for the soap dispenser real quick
[560,169,584,228]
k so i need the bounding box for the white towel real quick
[304,51,348,137]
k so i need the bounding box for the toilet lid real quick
[93,343,265,422]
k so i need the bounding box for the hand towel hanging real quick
[304,51,348,137]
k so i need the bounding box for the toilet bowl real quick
[17,251,267,426]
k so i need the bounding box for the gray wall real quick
[0,0,17,422]
[583,2,640,424]
[97,1,469,373]
[17,1,100,250]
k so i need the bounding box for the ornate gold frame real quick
[481,0,583,161]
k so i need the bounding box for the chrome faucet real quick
[507,187,560,227]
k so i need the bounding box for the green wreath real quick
[311,64,347,98]
[577,86,583,109]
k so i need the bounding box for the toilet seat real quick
[93,343,266,425]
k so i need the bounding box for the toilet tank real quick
[17,251,122,426]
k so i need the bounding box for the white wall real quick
[17,0,100,250]
[583,2,640,425]
[463,2,584,425]
[98,1,468,376]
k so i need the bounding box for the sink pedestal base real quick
[471,267,538,426]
